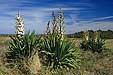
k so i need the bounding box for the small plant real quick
[6,12,41,74]
[7,32,41,74]
[39,9,80,70]
[80,31,106,53]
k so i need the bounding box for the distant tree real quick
[67,30,113,39]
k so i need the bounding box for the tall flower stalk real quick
[82,31,89,41]
[52,11,57,34]
[16,11,24,37]
[45,8,65,40]
[46,21,51,35]
[93,31,100,42]
[58,8,64,40]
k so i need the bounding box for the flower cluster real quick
[16,12,24,37]
[93,31,100,42]
[82,31,89,41]
[46,8,64,40]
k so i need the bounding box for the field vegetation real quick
[0,9,113,75]
[0,36,113,75]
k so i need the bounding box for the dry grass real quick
[105,39,113,49]
[0,36,113,75]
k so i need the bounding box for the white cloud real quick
[64,14,113,34]
[80,16,113,24]
[0,0,83,34]
[0,10,50,34]
[39,8,83,11]
[0,0,113,34]
[65,21,113,34]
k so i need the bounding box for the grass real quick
[0,36,113,75]
[105,39,113,49]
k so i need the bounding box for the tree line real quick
[67,30,113,39]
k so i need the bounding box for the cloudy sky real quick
[0,0,113,34]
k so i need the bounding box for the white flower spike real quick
[16,11,24,37]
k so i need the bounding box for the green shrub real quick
[6,32,41,74]
[39,9,80,70]
[80,31,107,53]
[40,34,80,69]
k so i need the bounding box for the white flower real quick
[16,12,24,36]
[58,8,64,40]
[83,31,89,41]
[94,31,100,42]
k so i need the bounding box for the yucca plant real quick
[80,31,106,53]
[7,32,41,74]
[39,9,80,70]
[6,12,41,74]
[8,32,39,61]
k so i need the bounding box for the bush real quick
[40,34,80,70]
[39,9,80,70]
[80,31,107,53]
[6,32,41,74]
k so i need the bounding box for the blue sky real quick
[0,0,113,34]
